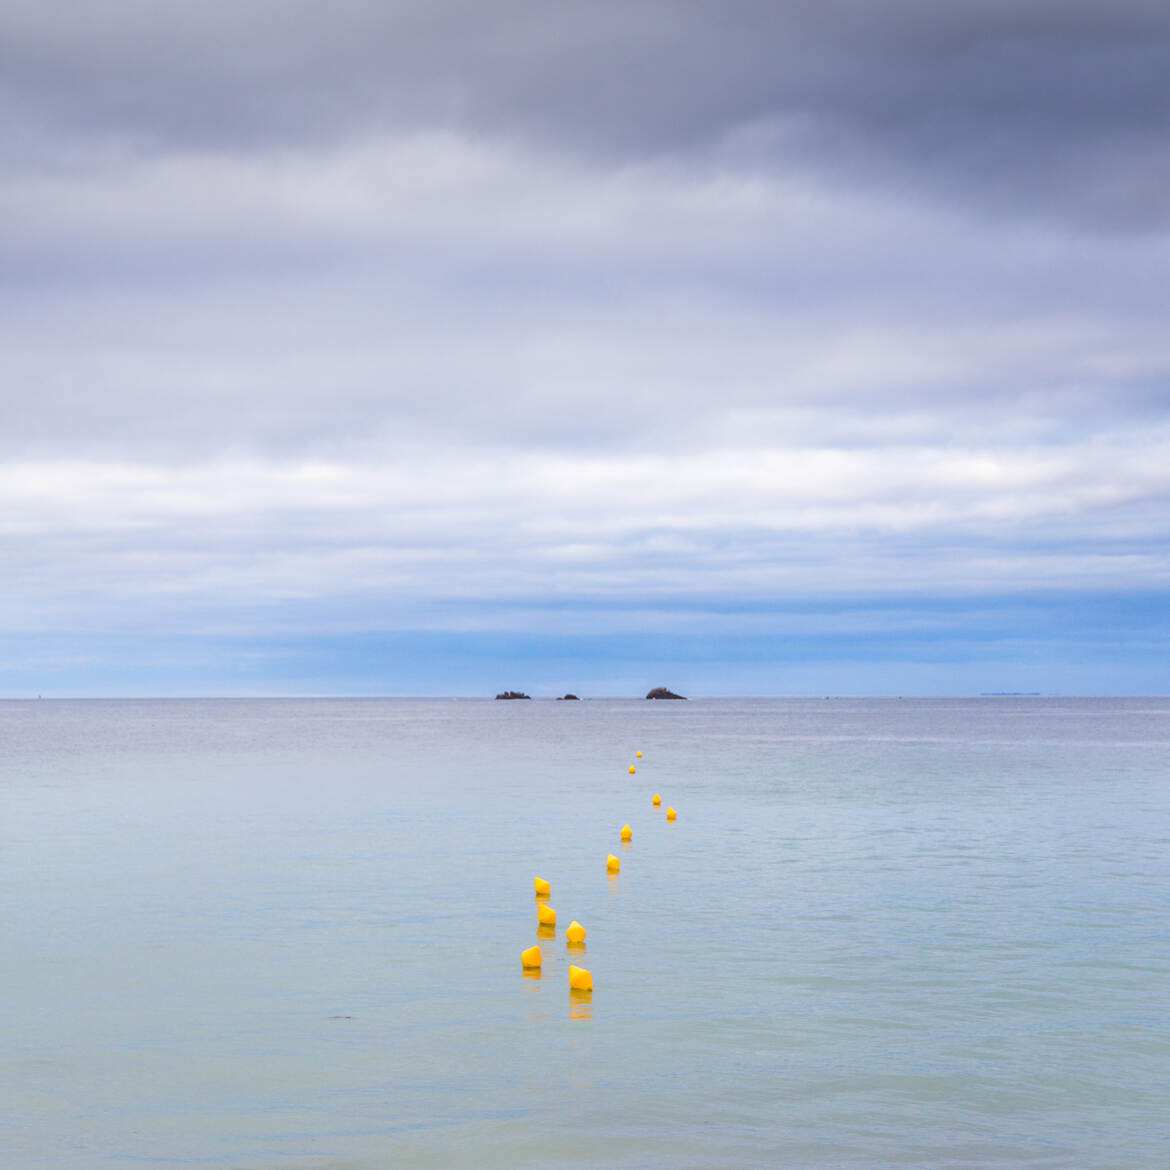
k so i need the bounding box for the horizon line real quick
[3,693,1168,702]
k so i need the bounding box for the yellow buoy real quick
[569,965,593,991]
[537,902,556,926]
[521,945,542,969]
[636,750,642,758]
[628,764,636,774]
[652,793,661,806]
[534,877,550,897]
[620,824,632,841]
[666,806,677,821]
[606,853,620,873]
[565,920,586,944]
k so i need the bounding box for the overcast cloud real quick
[2,1,1169,693]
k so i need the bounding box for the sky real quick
[2,0,1169,696]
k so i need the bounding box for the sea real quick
[2,696,1168,1168]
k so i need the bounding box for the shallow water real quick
[3,697,1169,1168]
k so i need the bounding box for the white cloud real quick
[2,402,1168,636]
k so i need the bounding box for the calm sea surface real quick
[2,697,1169,1168]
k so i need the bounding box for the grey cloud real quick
[4,1,1170,663]
[3,131,1169,462]
[4,1,1170,227]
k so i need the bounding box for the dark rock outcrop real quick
[495,691,531,700]
[645,686,686,699]
[557,693,580,701]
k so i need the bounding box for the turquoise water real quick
[3,697,1169,1168]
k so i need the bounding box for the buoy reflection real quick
[566,940,586,957]
[536,923,556,940]
[522,966,542,981]
[569,989,593,1021]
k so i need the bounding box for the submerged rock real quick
[645,686,686,700]
[495,691,531,700]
